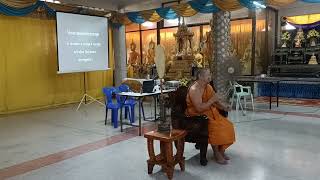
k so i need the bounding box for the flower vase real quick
[281,42,287,48]
[310,38,316,47]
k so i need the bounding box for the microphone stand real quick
[157,79,171,132]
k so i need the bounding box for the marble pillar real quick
[112,25,127,86]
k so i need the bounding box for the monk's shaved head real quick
[196,68,210,80]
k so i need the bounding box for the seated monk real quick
[185,68,235,165]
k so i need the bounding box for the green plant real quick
[179,78,190,87]
[307,29,319,39]
[281,31,291,41]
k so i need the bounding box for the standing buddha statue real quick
[127,40,140,77]
[128,40,140,65]
[146,39,155,65]
[240,41,263,75]
[294,28,305,48]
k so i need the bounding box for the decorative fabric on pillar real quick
[211,11,231,94]
[113,26,127,86]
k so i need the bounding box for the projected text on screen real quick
[56,12,109,73]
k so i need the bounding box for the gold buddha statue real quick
[127,64,134,78]
[308,53,318,64]
[146,39,155,65]
[128,40,140,65]
[173,22,194,59]
[194,50,204,68]
[294,28,305,48]
[203,31,213,68]
[240,41,263,75]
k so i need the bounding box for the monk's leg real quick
[219,145,230,160]
[211,145,227,164]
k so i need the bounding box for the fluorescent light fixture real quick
[104,13,112,18]
[253,1,266,8]
[166,19,178,24]
[166,18,183,25]
[284,23,296,30]
[142,21,154,28]
[262,25,271,31]
[40,0,60,3]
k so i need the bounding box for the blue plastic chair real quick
[117,84,145,123]
[102,87,121,128]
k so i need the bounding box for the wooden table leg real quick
[160,141,166,172]
[174,140,178,149]
[177,138,185,171]
[147,139,155,174]
[165,142,174,180]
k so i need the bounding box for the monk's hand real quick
[209,94,219,105]
[224,104,232,111]
[219,102,231,112]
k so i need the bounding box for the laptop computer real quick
[142,80,155,93]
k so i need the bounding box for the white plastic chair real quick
[230,81,254,115]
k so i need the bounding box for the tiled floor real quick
[0,98,320,180]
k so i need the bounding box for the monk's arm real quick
[189,87,217,113]
[213,101,229,111]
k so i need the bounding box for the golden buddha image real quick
[194,50,204,68]
[240,40,263,75]
[202,31,213,68]
[128,40,140,65]
[308,53,318,64]
[173,22,194,59]
[146,39,155,65]
[294,28,305,48]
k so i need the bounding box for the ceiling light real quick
[40,0,60,4]
[253,1,266,9]
[283,23,296,30]
[166,18,183,25]
[142,21,154,27]
[104,13,112,18]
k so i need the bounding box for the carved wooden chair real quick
[169,86,209,166]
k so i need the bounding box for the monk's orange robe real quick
[186,84,235,150]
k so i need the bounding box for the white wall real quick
[278,1,320,17]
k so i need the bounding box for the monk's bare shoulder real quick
[189,84,201,99]
[189,84,198,94]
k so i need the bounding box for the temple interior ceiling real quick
[60,0,175,11]
[59,0,312,12]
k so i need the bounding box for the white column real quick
[112,25,127,86]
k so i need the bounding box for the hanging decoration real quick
[115,0,219,26]
[238,0,265,9]
[0,0,109,17]
[301,0,320,2]
[0,0,320,25]
[213,0,242,11]
[111,0,319,25]
[0,0,54,16]
[285,14,320,29]
[0,0,37,8]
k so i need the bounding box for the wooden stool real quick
[144,129,187,180]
